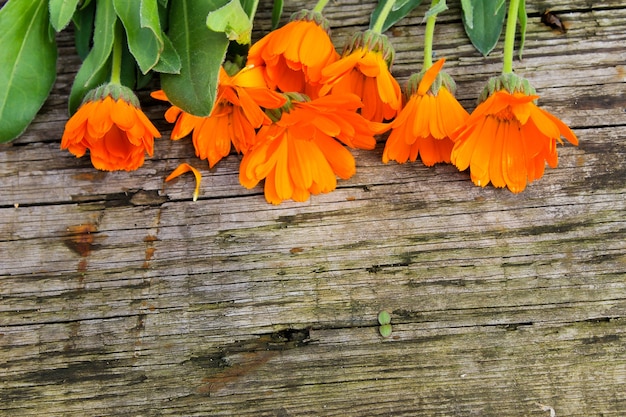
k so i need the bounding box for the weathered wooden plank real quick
[1,0,625,416]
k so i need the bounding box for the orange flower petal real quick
[165,163,202,201]
[314,134,356,180]
[287,138,314,190]
[469,117,498,187]
[417,58,445,96]
[502,121,527,193]
[273,136,293,201]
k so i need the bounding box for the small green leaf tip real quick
[379,324,392,338]
[377,310,391,325]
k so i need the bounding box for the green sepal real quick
[290,10,330,32]
[49,0,81,32]
[160,0,230,116]
[369,0,424,33]
[478,73,537,103]
[406,70,457,97]
[83,83,140,107]
[0,0,57,143]
[462,0,506,56]
[68,0,117,114]
[206,0,253,45]
[345,30,395,67]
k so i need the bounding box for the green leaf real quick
[160,0,230,116]
[68,0,117,113]
[240,0,259,19]
[271,0,283,30]
[72,0,95,60]
[49,0,81,32]
[152,33,182,74]
[517,0,527,59]
[0,0,57,143]
[140,0,162,32]
[462,0,506,56]
[369,0,423,33]
[113,0,162,74]
[495,0,506,14]
[460,0,473,29]
[206,0,253,45]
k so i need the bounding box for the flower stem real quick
[423,0,439,69]
[371,0,395,34]
[313,0,330,13]
[502,0,520,74]
[110,20,123,85]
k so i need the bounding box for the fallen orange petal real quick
[165,163,202,201]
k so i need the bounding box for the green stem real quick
[110,20,123,85]
[502,0,520,74]
[313,0,330,13]
[423,0,439,69]
[371,0,396,34]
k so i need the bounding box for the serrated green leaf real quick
[152,32,181,74]
[113,0,162,74]
[49,0,81,32]
[0,0,57,143]
[462,0,506,56]
[271,0,283,30]
[369,0,424,33]
[460,0,473,29]
[518,0,527,59]
[160,0,230,116]
[72,0,96,60]
[206,0,252,45]
[68,0,117,113]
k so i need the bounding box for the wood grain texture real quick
[1,0,625,416]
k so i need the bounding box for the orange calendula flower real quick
[61,84,159,171]
[450,74,579,193]
[152,65,286,168]
[382,58,469,166]
[239,93,386,204]
[320,30,401,123]
[247,10,338,97]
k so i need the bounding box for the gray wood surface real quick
[1,0,625,416]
